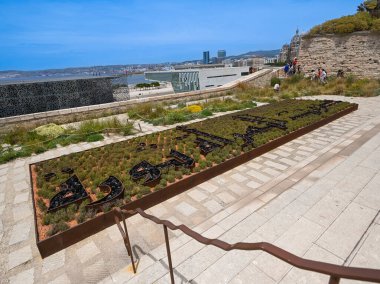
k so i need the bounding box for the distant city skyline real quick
[0,0,361,71]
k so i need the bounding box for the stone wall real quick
[0,77,114,118]
[0,69,279,132]
[299,31,380,78]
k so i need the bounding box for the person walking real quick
[284,63,290,77]
[320,69,327,84]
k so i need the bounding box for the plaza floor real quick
[1,95,380,283]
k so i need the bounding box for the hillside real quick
[308,11,380,36]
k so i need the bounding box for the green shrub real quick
[85,133,104,142]
[372,18,380,31]
[270,77,281,87]
[308,12,374,35]
[34,123,65,138]
[201,109,213,116]
[37,198,47,212]
[47,221,69,236]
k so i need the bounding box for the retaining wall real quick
[0,77,114,118]
[299,31,380,78]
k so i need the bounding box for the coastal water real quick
[0,73,150,86]
[112,74,151,85]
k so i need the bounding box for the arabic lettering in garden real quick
[47,172,124,211]
[290,100,340,120]
[48,175,88,211]
[129,149,194,184]
[45,100,340,210]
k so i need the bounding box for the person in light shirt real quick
[274,83,280,92]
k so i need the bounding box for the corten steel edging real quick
[32,104,358,258]
[117,208,380,283]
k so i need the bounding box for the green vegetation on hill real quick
[308,12,380,35]
[308,1,380,35]
[234,75,380,103]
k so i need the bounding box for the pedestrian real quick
[284,63,289,77]
[288,65,294,76]
[274,83,280,92]
[320,69,327,84]
[292,57,298,69]
[318,68,322,79]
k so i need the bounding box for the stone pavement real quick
[1,95,380,283]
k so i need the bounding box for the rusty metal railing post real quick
[163,224,175,284]
[114,208,136,273]
[329,276,340,284]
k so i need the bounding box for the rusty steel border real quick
[115,208,380,284]
[31,103,358,258]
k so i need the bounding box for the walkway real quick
[1,96,380,283]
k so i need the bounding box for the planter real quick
[30,102,358,258]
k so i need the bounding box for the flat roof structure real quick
[1,95,380,283]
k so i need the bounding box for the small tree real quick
[358,0,380,17]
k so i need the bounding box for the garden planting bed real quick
[30,99,358,257]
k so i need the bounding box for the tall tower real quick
[203,51,210,64]
[217,50,226,63]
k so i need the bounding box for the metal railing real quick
[114,208,380,284]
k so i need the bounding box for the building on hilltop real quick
[145,65,251,93]
[279,29,302,63]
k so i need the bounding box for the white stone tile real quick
[262,167,281,177]
[203,200,223,214]
[262,153,278,160]
[187,189,208,202]
[230,262,275,284]
[9,268,34,284]
[264,160,288,171]
[317,202,377,260]
[13,180,29,192]
[148,204,168,217]
[175,201,197,216]
[9,220,32,245]
[274,149,291,157]
[280,245,343,284]
[42,250,65,274]
[247,162,262,170]
[198,181,218,192]
[13,192,29,204]
[83,259,110,283]
[246,169,271,183]
[48,273,71,284]
[247,180,262,189]
[217,192,236,204]
[8,246,33,270]
[279,158,297,166]
[12,203,32,222]
[231,173,248,182]
[349,224,380,269]
[76,241,100,264]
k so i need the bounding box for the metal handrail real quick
[113,208,380,284]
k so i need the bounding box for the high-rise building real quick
[217,50,226,63]
[217,50,226,58]
[203,51,210,64]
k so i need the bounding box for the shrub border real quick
[30,103,358,258]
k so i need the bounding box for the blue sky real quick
[0,0,361,71]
